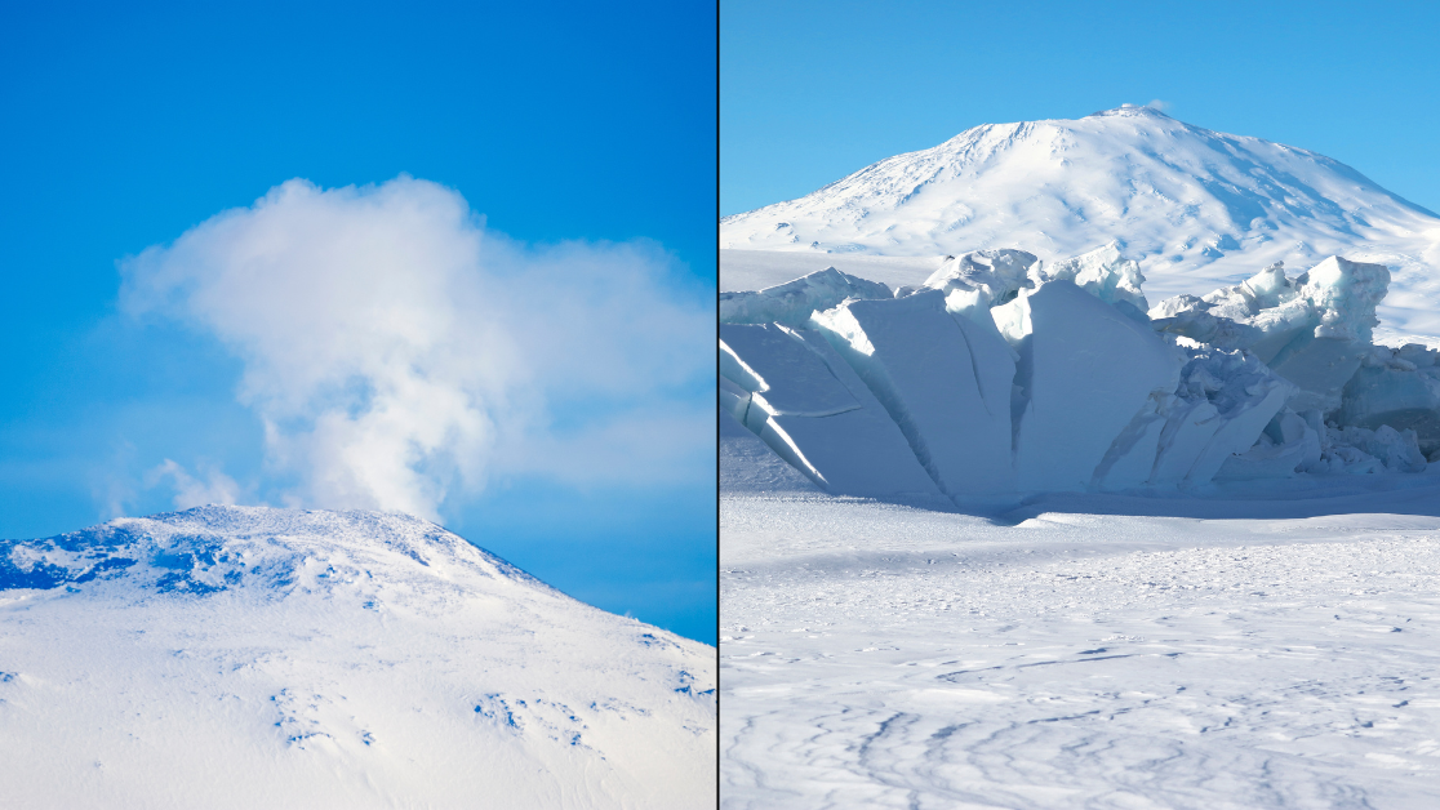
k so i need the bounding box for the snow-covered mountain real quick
[0,506,715,809]
[721,104,1440,340]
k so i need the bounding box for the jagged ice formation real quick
[721,246,1440,506]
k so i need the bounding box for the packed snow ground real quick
[721,482,1440,809]
[0,506,715,810]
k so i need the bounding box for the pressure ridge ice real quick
[721,246,1440,504]
[0,506,715,810]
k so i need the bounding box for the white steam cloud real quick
[146,460,243,510]
[121,177,712,520]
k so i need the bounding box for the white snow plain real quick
[0,506,715,809]
[721,484,1440,809]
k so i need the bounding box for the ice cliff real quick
[720,246,1436,504]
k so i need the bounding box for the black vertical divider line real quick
[713,0,724,802]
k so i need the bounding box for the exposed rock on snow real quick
[0,506,715,810]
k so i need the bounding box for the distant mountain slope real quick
[721,105,1440,340]
[0,506,715,810]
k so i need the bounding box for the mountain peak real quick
[0,506,717,807]
[720,109,1440,337]
[1086,103,1173,120]
[3,504,539,597]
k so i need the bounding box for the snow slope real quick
[0,506,715,809]
[722,484,1440,809]
[720,104,1440,342]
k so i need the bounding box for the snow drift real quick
[720,246,1439,504]
[0,506,715,810]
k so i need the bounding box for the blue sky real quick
[0,1,717,644]
[722,0,1440,218]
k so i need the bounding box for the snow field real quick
[721,491,1440,809]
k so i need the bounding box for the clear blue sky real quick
[722,0,1440,218]
[0,1,717,644]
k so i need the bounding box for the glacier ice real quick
[719,323,942,500]
[719,266,892,328]
[1151,257,1390,412]
[922,249,1038,310]
[810,289,1016,500]
[1100,346,1295,488]
[1037,242,1150,318]
[1012,280,1182,491]
[1215,408,1322,481]
[1337,344,1440,455]
[720,246,1436,504]
[720,407,822,494]
[717,104,1440,345]
[1316,424,1427,474]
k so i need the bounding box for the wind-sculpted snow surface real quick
[722,490,1440,810]
[0,506,715,809]
[721,245,1434,503]
[719,248,1440,809]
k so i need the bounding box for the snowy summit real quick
[721,104,1440,340]
[0,506,716,809]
